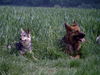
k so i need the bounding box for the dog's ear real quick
[27,29,31,34]
[64,23,72,31]
[64,23,69,29]
[73,20,78,26]
[21,28,25,33]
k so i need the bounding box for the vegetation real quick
[0,6,100,75]
[0,0,100,8]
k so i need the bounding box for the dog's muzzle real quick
[73,32,85,42]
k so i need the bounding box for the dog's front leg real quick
[74,43,81,51]
[66,44,73,55]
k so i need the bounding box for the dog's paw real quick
[70,55,80,59]
[20,51,25,55]
[29,50,32,53]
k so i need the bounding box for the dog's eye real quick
[72,30,75,32]
[76,30,79,32]
[23,35,26,36]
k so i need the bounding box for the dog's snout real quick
[79,32,85,38]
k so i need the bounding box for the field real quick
[0,6,100,75]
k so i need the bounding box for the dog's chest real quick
[16,41,32,51]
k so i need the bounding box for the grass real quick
[0,6,100,75]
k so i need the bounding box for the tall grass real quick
[0,6,100,75]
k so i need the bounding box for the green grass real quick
[0,6,100,75]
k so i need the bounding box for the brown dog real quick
[63,21,85,58]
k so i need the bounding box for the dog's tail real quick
[6,41,17,49]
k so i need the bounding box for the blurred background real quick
[0,0,100,8]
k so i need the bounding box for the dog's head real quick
[20,28,31,42]
[65,21,85,42]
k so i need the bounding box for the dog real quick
[62,21,85,58]
[96,35,100,44]
[16,28,32,54]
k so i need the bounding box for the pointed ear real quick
[21,28,25,33]
[27,29,31,33]
[64,23,72,31]
[64,23,68,29]
[73,20,78,26]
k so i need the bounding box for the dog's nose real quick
[79,32,85,38]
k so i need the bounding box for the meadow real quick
[0,6,100,75]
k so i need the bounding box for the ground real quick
[0,6,100,75]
